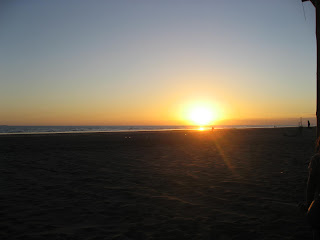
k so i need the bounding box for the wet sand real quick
[0,127,316,239]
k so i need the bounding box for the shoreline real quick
[0,125,308,136]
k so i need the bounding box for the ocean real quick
[0,125,296,134]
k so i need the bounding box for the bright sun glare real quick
[189,107,215,126]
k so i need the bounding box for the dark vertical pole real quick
[306,0,319,137]
[317,2,320,138]
[315,1,320,138]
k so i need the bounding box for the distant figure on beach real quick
[308,120,311,128]
[304,138,320,239]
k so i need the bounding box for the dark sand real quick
[0,128,316,239]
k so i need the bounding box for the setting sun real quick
[189,106,216,126]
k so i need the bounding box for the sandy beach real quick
[0,127,316,239]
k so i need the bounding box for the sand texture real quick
[0,128,316,239]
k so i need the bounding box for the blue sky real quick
[0,0,317,125]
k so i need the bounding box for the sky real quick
[0,0,317,126]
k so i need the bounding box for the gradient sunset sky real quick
[0,0,317,126]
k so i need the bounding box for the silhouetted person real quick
[308,120,311,128]
[305,138,320,239]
